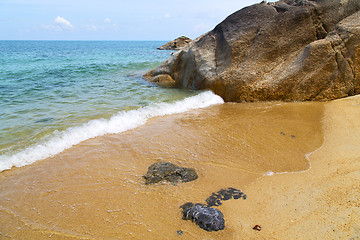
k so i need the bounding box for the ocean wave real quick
[0,91,224,172]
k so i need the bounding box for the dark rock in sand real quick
[143,161,198,184]
[206,187,246,207]
[157,36,192,50]
[180,203,225,232]
[146,0,360,102]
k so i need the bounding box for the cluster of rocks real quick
[143,162,247,232]
[146,0,360,102]
[179,187,247,232]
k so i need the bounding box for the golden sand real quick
[0,100,327,239]
[230,95,360,239]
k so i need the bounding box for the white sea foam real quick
[0,91,224,172]
[262,135,326,177]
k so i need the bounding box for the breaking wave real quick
[0,91,224,172]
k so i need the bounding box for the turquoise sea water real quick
[0,41,223,171]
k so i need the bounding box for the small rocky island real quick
[157,36,192,50]
[146,0,360,102]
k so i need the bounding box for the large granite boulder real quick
[157,36,192,50]
[146,0,360,102]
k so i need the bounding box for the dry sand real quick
[0,96,358,239]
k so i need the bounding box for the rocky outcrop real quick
[143,161,198,184]
[180,203,225,232]
[157,36,192,50]
[146,0,360,102]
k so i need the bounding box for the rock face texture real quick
[157,36,192,50]
[180,203,225,232]
[146,0,360,102]
[143,161,198,184]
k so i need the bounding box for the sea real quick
[0,41,223,172]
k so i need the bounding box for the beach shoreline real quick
[229,95,360,239]
[1,96,358,239]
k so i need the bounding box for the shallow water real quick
[0,101,324,239]
[0,41,207,171]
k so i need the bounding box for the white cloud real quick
[42,16,74,32]
[83,19,118,32]
[54,16,74,30]
[164,13,171,18]
[104,18,112,23]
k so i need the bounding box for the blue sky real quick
[0,0,268,40]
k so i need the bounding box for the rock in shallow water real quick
[180,203,225,232]
[143,161,198,185]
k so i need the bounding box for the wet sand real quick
[0,101,325,239]
[229,95,360,239]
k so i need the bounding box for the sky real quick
[0,0,271,41]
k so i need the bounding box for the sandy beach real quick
[230,95,360,239]
[2,0,359,239]
[0,95,358,239]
